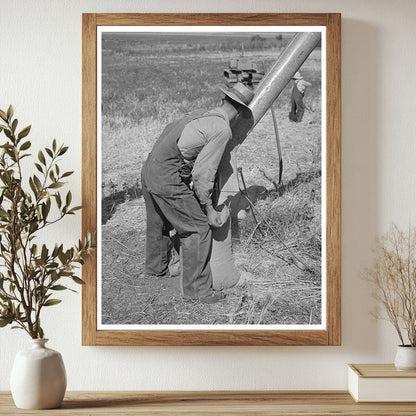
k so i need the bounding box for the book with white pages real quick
[348,364,416,402]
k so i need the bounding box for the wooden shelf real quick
[2,391,416,415]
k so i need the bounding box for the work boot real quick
[199,291,226,304]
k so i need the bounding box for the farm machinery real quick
[223,58,265,88]
[210,32,321,290]
[223,53,285,190]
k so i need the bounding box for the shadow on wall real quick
[341,19,381,355]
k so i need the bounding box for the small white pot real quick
[394,345,416,371]
[10,339,67,409]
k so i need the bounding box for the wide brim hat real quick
[219,82,254,108]
[292,71,303,80]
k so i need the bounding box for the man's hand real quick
[219,205,230,225]
[206,205,223,228]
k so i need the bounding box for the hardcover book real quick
[348,364,416,402]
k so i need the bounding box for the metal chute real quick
[211,31,321,289]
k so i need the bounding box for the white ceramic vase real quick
[10,339,67,409]
[394,345,416,371]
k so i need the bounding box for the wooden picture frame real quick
[82,13,341,346]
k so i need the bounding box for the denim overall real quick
[289,81,306,122]
[141,110,226,298]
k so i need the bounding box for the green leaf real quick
[58,146,68,156]
[51,244,59,258]
[4,129,12,140]
[48,182,64,189]
[19,153,30,160]
[29,177,38,197]
[31,244,38,256]
[55,192,62,208]
[38,325,44,339]
[58,250,67,264]
[72,276,85,285]
[17,125,31,140]
[33,175,43,192]
[45,148,53,158]
[56,244,63,257]
[65,191,72,207]
[0,317,13,327]
[34,163,43,173]
[19,140,31,151]
[0,109,7,121]
[41,202,50,221]
[38,150,46,165]
[29,222,39,234]
[69,206,82,214]
[52,139,57,152]
[6,105,14,122]
[61,171,74,178]
[50,284,68,291]
[41,244,48,262]
[43,299,62,307]
[11,119,18,133]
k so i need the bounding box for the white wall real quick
[1,0,415,391]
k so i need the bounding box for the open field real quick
[100,32,322,326]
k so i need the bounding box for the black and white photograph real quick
[97,26,326,330]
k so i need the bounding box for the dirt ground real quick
[101,110,322,326]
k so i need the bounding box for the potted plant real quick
[0,106,94,408]
[363,223,416,370]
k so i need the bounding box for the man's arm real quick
[192,128,230,207]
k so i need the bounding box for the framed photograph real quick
[82,13,341,346]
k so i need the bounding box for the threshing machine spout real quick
[211,31,322,290]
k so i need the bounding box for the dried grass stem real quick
[363,224,416,346]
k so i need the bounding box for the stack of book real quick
[348,364,416,402]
